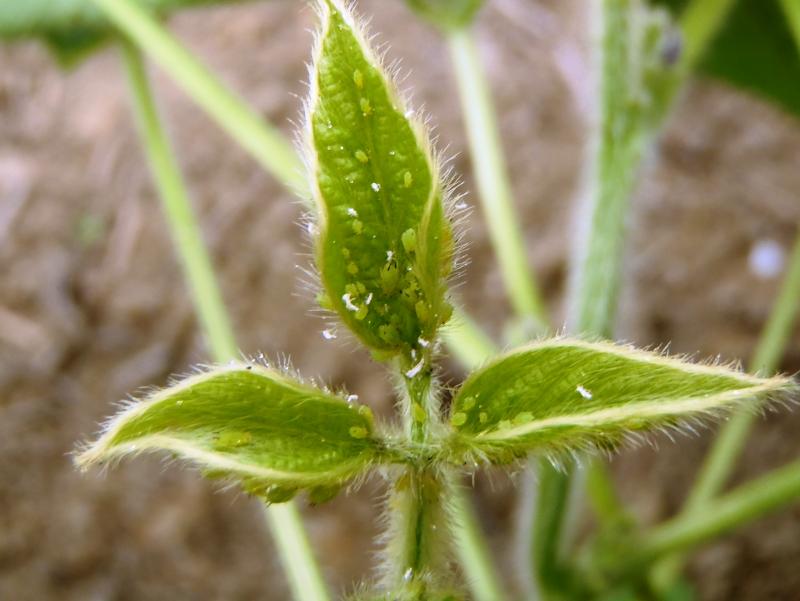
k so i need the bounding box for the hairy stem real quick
[103,0,504,594]
[384,370,447,599]
[120,41,329,601]
[447,28,548,331]
[94,0,305,193]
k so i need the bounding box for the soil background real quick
[2,0,800,599]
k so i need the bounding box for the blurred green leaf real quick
[445,338,795,464]
[77,363,384,502]
[403,0,485,30]
[656,0,800,117]
[308,0,454,360]
[0,0,251,64]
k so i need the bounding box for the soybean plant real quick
[77,2,795,599]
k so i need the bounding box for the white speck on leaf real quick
[342,293,358,312]
[406,358,425,379]
[371,182,381,192]
[346,207,358,217]
[576,385,593,400]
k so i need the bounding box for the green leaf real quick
[77,363,385,502]
[655,0,800,118]
[445,338,795,464]
[307,0,454,361]
[0,0,252,65]
[403,0,485,30]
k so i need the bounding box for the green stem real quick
[531,459,572,598]
[385,370,448,599]
[94,0,305,193]
[443,307,497,369]
[449,487,511,601]
[103,0,505,594]
[120,40,329,601]
[447,28,548,330]
[120,39,236,362]
[651,231,800,592]
[634,458,800,567]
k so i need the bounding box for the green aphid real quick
[214,430,252,449]
[380,259,400,295]
[349,426,368,439]
[415,300,430,323]
[378,323,399,345]
[450,412,467,427]
[401,228,417,253]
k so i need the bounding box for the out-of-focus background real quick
[1,0,800,599]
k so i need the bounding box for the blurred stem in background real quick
[651,2,800,588]
[447,28,548,334]
[119,39,330,601]
[97,0,507,599]
[93,0,305,193]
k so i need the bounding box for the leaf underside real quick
[0,0,251,65]
[309,0,453,358]
[445,339,795,464]
[77,364,383,502]
[404,0,485,30]
[656,0,800,119]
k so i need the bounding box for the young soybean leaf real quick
[77,363,383,502]
[445,338,796,464]
[307,0,454,360]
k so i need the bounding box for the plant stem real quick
[121,38,237,362]
[531,459,573,598]
[120,40,329,601]
[449,486,510,601]
[443,307,497,369]
[447,28,548,331]
[650,221,800,592]
[633,458,800,567]
[385,370,447,598]
[103,0,505,593]
[93,0,306,193]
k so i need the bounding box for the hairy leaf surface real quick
[308,0,453,359]
[77,364,384,501]
[445,339,795,463]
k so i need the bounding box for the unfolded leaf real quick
[445,338,795,464]
[77,363,384,501]
[307,0,454,359]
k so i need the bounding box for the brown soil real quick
[1,1,799,599]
